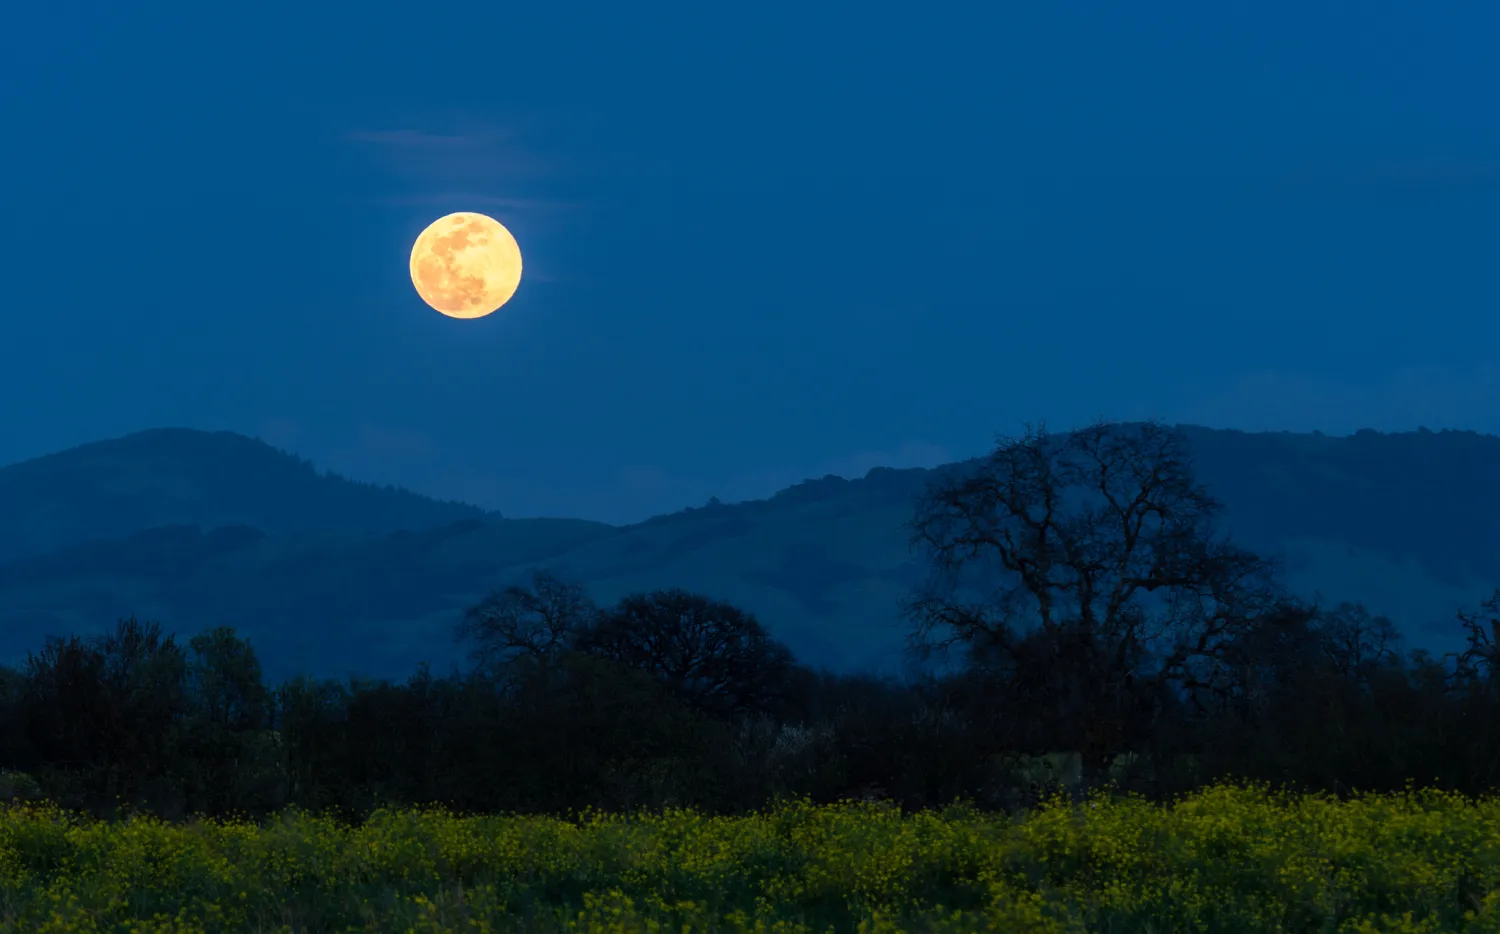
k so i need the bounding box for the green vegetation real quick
[1,783,1497,933]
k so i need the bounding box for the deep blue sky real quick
[3,2,1496,524]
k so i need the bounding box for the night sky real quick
[3,2,1496,524]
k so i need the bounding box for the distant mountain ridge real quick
[0,428,491,565]
[0,425,1496,685]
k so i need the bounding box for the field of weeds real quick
[0,780,1497,933]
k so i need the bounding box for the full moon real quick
[409,212,523,319]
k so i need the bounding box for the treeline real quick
[1,420,1498,826]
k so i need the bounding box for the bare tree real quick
[455,570,598,685]
[904,419,1289,780]
[1445,588,1500,690]
[1315,601,1403,686]
[577,589,795,720]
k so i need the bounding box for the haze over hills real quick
[0,425,1495,686]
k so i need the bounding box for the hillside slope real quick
[0,426,1496,684]
[0,429,492,565]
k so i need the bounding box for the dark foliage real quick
[575,588,797,720]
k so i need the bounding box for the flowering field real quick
[0,781,1497,933]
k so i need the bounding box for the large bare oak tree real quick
[904,419,1292,780]
[454,570,599,687]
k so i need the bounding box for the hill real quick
[0,428,493,565]
[0,425,1496,684]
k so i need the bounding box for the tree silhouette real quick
[904,419,1291,784]
[20,618,189,814]
[1447,588,1500,691]
[174,626,280,817]
[454,569,599,687]
[1314,601,1404,689]
[577,589,796,720]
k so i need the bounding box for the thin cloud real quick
[344,122,559,184]
[344,122,574,229]
[344,129,478,148]
[371,192,576,213]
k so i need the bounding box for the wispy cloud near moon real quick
[343,122,571,218]
[371,192,576,212]
[344,129,472,147]
[344,126,554,179]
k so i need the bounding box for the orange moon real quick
[409,212,523,319]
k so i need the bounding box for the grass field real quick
[0,780,1496,933]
